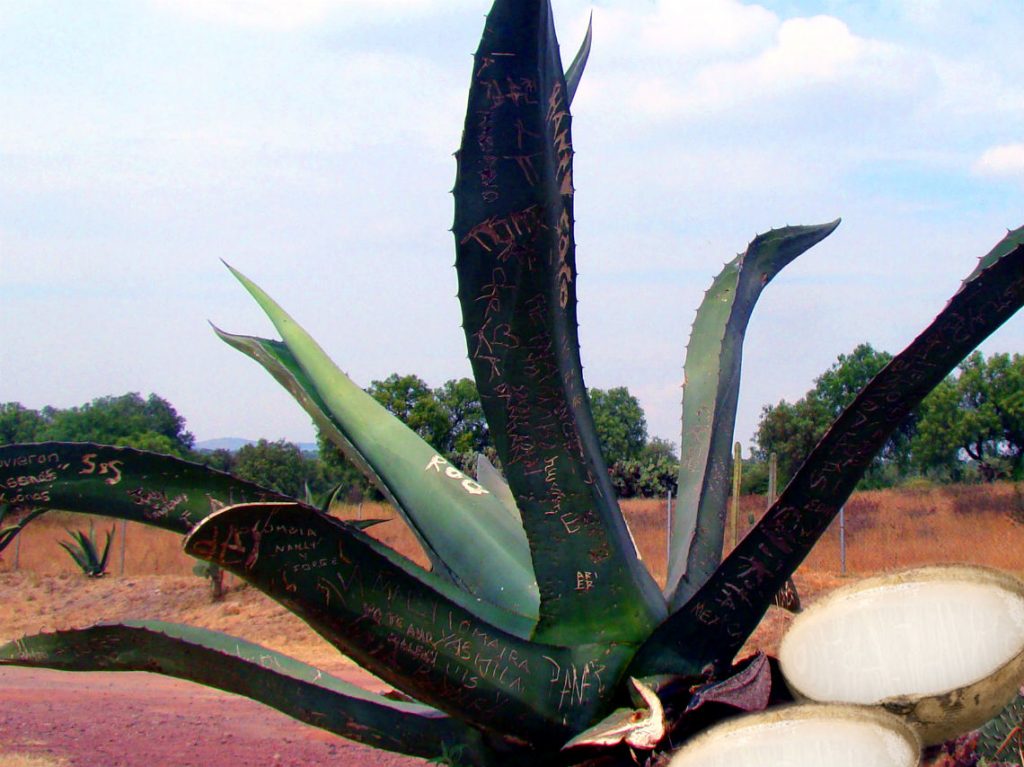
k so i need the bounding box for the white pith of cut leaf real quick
[667,704,919,767]
[778,565,1024,744]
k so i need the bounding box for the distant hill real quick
[195,438,319,453]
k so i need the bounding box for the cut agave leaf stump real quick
[2,1,1024,765]
[778,565,1024,746]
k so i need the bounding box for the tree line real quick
[0,381,674,500]
[4,347,1020,499]
[750,345,1024,492]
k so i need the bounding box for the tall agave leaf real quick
[563,14,592,105]
[0,621,493,763]
[630,227,1024,678]
[0,442,291,535]
[212,316,539,620]
[184,501,635,742]
[453,0,664,645]
[667,221,840,609]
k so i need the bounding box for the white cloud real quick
[152,0,465,29]
[153,0,336,29]
[579,9,921,125]
[593,0,777,61]
[974,143,1024,178]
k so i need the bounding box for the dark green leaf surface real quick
[667,222,839,609]
[453,0,664,645]
[0,442,291,534]
[0,621,492,762]
[184,501,633,742]
[632,227,1024,677]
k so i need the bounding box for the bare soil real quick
[0,573,425,766]
[0,667,422,767]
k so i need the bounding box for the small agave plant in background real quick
[2,1,1024,765]
[58,524,114,578]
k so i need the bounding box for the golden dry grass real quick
[2,483,1022,666]
[622,483,1024,585]
[0,502,427,578]
[0,755,68,767]
[4,485,1023,584]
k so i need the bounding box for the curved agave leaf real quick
[0,506,49,553]
[0,442,290,534]
[454,0,664,645]
[564,13,593,105]
[184,501,635,743]
[630,226,1024,678]
[0,621,493,762]
[667,221,840,609]
[213,321,538,619]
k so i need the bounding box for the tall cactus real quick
[2,2,1023,765]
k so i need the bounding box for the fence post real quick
[730,442,742,549]
[839,505,847,575]
[120,519,127,576]
[665,488,673,575]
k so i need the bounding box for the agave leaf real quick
[454,0,664,644]
[350,518,390,531]
[977,686,1024,761]
[630,227,1024,678]
[667,221,841,609]
[0,442,292,534]
[317,482,346,513]
[475,453,521,521]
[97,526,114,572]
[0,621,494,762]
[564,12,593,105]
[213,313,538,620]
[0,507,49,553]
[58,539,91,573]
[184,501,634,742]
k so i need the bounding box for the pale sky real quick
[3,0,1023,455]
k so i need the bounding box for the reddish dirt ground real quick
[0,666,426,767]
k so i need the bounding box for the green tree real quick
[608,437,679,498]
[911,352,1024,481]
[368,374,450,451]
[199,448,237,475]
[37,393,195,456]
[589,386,647,467]
[0,403,45,443]
[232,439,317,498]
[752,397,829,484]
[753,344,910,488]
[435,378,490,459]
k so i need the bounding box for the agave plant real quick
[59,524,114,577]
[2,1,1024,765]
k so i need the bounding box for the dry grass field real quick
[0,756,67,767]
[7,481,1022,584]
[3,481,1023,661]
